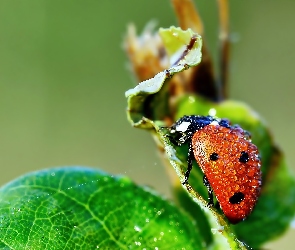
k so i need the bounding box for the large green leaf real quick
[0,167,204,249]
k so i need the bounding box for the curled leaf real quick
[125,26,202,128]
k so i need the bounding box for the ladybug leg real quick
[203,175,214,207]
[161,127,182,146]
[182,141,194,184]
[215,200,220,209]
[166,134,180,146]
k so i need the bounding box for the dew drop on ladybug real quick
[192,124,262,224]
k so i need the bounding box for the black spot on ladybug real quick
[210,152,219,161]
[239,151,249,163]
[229,192,245,204]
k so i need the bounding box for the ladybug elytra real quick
[167,115,262,224]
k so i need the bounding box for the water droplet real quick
[211,226,224,234]
[188,96,195,103]
[51,172,55,176]
[135,241,141,246]
[134,225,142,232]
[208,108,216,116]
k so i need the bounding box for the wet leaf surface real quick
[0,167,204,249]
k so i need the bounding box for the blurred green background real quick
[0,0,294,248]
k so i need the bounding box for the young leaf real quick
[0,167,205,249]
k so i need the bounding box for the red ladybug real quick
[167,115,262,224]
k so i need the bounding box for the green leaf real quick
[158,27,202,66]
[0,167,205,249]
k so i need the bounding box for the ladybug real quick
[166,115,262,224]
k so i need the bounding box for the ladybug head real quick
[167,115,228,145]
[168,116,201,145]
